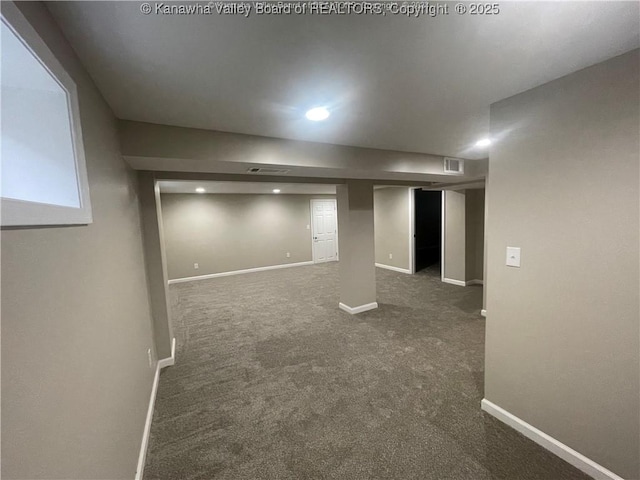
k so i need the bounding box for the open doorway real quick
[414,189,442,274]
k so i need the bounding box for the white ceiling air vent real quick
[444,157,464,175]
[246,167,291,174]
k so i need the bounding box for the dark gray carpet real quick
[144,263,591,480]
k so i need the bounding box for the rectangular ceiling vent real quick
[444,157,464,175]
[247,167,290,174]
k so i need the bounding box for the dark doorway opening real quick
[414,190,442,273]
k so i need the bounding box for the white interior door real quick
[311,199,338,263]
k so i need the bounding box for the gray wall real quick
[374,187,411,271]
[465,189,485,282]
[119,120,488,183]
[443,190,466,281]
[139,173,173,359]
[485,50,639,479]
[337,181,377,308]
[444,189,485,283]
[161,194,334,280]
[1,2,156,479]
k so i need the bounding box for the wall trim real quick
[480,309,487,317]
[136,339,176,480]
[135,337,176,480]
[481,399,623,480]
[157,337,176,369]
[443,278,485,287]
[168,261,314,284]
[375,263,412,274]
[443,277,466,287]
[135,365,159,480]
[339,302,378,314]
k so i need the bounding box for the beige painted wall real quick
[465,189,485,282]
[443,190,466,281]
[374,187,411,271]
[161,194,335,279]
[337,181,377,308]
[485,50,639,478]
[139,173,173,358]
[483,181,489,310]
[119,120,488,183]
[1,2,156,478]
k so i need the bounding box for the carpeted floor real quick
[144,263,591,480]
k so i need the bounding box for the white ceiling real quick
[158,180,337,195]
[49,2,639,160]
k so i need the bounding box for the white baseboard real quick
[136,338,176,480]
[339,302,378,315]
[481,399,622,480]
[375,263,412,274]
[443,278,485,287]
[168,261,314,284]
[135,366,160,480]
[157,337,176,369]
[480,309,487,317]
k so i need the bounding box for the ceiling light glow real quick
[305,107,330,121]
[475,138,491,148]
[195,187,205,193]
[273,189,281,194]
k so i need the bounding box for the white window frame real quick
[1,2,92,227]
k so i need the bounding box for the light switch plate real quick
[506,247,521,267]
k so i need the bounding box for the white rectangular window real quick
[1,3,91,226]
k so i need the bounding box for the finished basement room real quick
[1,1,638,480]
[143,179,496,479]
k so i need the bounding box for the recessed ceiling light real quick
[475,138,491,148]
[305,107,330,121]
[195,187,205,193]
[272,189,281,194]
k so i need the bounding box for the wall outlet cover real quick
[506,247,521,267]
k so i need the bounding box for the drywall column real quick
[482,181,489,315]
[138,171,173,359]
[443,190,466,284]
[465,189,485,283]
[337,181,378,314]
[373,187,411,272]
